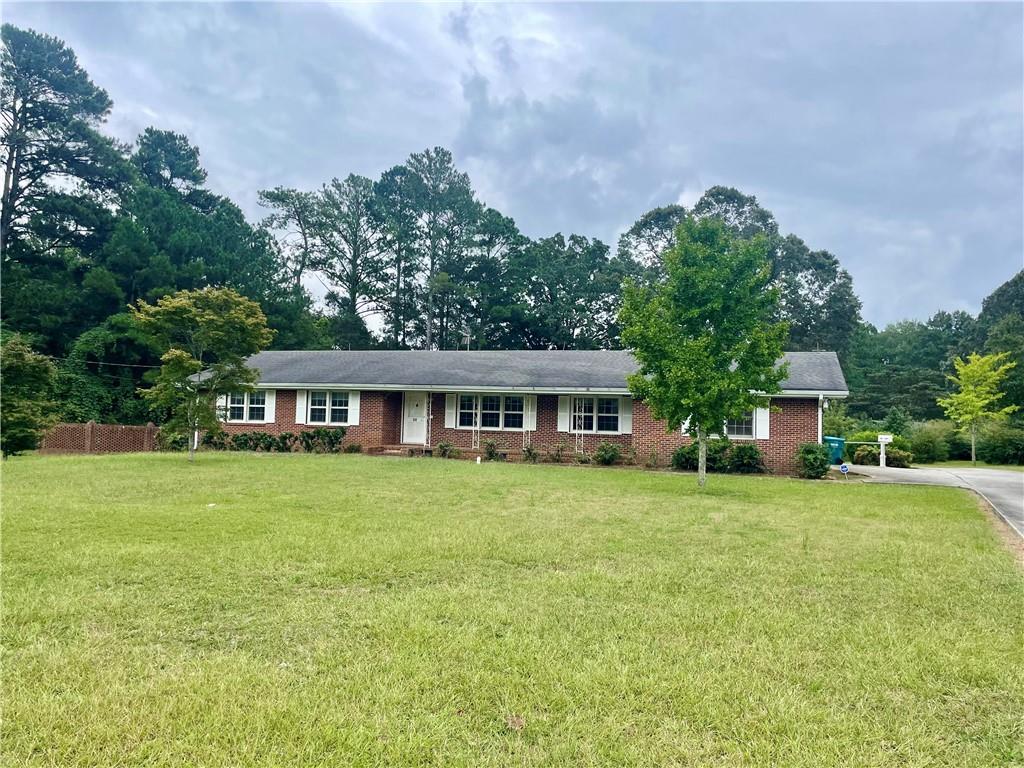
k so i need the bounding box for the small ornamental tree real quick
[131,287,274,461]
[937,352,1018,465]
[620,216,789,487]
[0,335,57,457]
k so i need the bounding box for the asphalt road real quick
[853,464,1024,538]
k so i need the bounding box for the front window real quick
[480,395,501,428]
[572,397,595,432]
[503,396,524,429]
[455,393,527,430]
[330,392,349,424]
[309,391,328,423]
[226,392,266,422]
[458,395,477,427]
[725,411,754,438]
[596,398,619,432]
[570,396,622,433]
[308,390,351,425]
[247,391,266,421]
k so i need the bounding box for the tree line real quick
[2,23,1021,428]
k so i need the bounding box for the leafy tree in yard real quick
[131,288,274,461]
[620,216,789,487]
[937,352,1018,465]
[0,335,57,456]
[258,186,321,291]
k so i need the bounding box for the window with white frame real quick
[458,394,477,427]
[456,394,527,430]
[725,411,754,438]
[308,390,352,425]
[226,392,265,422]
[330,392,349,424]
[503,396,524,429]
[572,396,620,433]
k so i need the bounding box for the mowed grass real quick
[2,454,1022,767]
[919,460,1024,473]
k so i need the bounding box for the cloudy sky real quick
[7,2,1022,326]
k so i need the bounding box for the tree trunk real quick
[189,427,197,462]
[697,426,707,488]
[971,425,976,466]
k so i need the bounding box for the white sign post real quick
[877,434,893,468]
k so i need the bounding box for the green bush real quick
[853,445,879,465]
[978,424,1024,465]
[274,432,296,453]
[482,439,504,461]
[885,447,914,468]
[575,451,591,464]
[843,430,911,461]
[228,432,254,451]
[670,439,732,472]
[909,421,951,463]
[436,440,459,459]
[545,442,569,463]
[201,430,227,450]
[342,443,362,454]
[727,443,766,474]
[594,441,621,466]
[795,443,831,479]
[521,445,539,464]
[158,430,188,452]
[946,430,973,460]
[298,427,346,453]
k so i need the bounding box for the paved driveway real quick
[854,465,1024,537]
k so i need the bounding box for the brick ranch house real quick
[216,350,848,474]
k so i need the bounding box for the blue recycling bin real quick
[823,436,845,464]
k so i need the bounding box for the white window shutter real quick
[557,396,570,432]
[445,394,457,428]
[620,397,633,434]
[525,395,537,431]
[755,406,770,439]
[216,394,228,421]
[263,390,276,424]
[348,391,360,425]
[294,390,307,425]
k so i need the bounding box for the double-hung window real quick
[226,391,266,422]
[572,396,620,433]
[725,411,755,439]
[307,390,351,425]
[455,394,526,430]
[458,395,477,427]
[503,396,524,429]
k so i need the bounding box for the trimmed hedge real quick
[202,427,346,454]
[670,439,766,474]
[795,443,831,479]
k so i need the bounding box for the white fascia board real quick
[253,383,633,395]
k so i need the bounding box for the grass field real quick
[918,460,1024,473]
[3,453,1023,767]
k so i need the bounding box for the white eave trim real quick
[252,382,849,398]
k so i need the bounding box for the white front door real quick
[402,391,428,444]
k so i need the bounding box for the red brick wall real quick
[428,393,633,455]
[220,390,396,448]
[220,389,820,474]
[630,398,819,474]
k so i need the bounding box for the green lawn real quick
[3,453,1022,767]
[917,460,1024,472]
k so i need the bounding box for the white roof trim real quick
[254,382,848,397]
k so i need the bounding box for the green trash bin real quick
[823,436,845,464]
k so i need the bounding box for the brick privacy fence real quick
[40,421,159,454]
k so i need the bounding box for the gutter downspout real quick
[817,394,824,444]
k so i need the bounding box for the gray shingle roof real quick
[245,349,848,394]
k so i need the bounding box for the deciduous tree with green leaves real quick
[131,287,274,461]
[619,216,789,486]
[937,352,1018,465]
[0,334,57,457]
